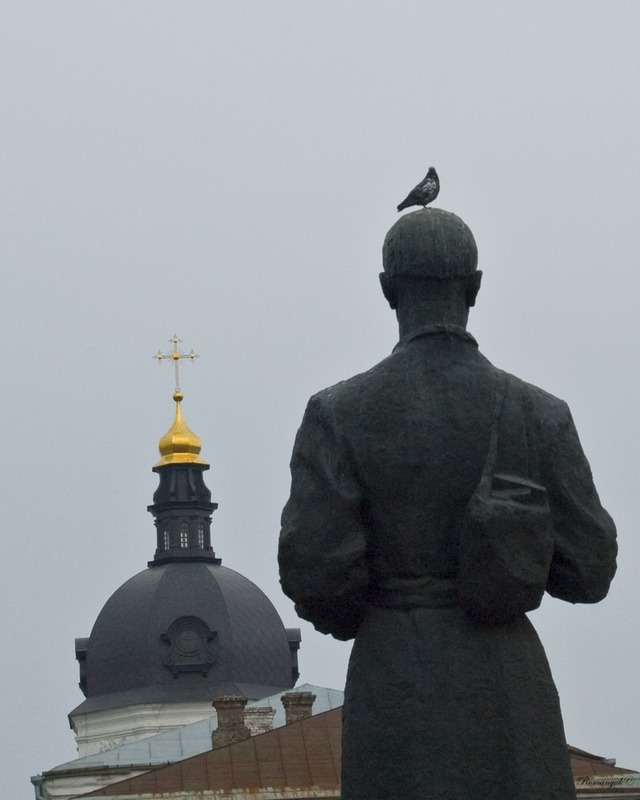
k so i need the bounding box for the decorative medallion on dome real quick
[161,615,218,677]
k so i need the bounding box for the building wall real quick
[71,701,218,757]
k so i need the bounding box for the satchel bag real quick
[457,371,555,625]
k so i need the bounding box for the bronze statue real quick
[279,206,617,800]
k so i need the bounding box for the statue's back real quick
[279,206,616,800]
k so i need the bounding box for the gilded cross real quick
[153,334,199,392]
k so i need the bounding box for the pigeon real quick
[397,167,440,211]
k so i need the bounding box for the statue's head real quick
[382,208,478,278]
[380,208,481,311]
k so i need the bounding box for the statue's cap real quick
[382,208,478,278]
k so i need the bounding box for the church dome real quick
[72,561,295,714]
[72,351,298,723]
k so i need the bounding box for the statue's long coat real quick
[279,331,617,800]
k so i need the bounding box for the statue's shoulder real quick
[308,351,402,412]
[502,371,571,428]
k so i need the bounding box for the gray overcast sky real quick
[2,2,639,796]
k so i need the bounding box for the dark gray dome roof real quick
[71,562,295,716]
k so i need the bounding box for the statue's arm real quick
[544,404,617,603]
[278,394,369,640]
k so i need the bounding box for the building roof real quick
[76,708,640,800]
[570,745,636,778]
[50,685,344,774]
[569,745,640,796]
[85,707,342,799]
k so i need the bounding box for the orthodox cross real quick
[153,335,199,392]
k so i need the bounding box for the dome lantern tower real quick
[148,387,220,566]
[149,335,219,565]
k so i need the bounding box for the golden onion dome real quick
[155,391,207,467]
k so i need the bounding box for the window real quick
[180,523,189,548]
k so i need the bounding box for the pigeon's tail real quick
[397,198,411,212]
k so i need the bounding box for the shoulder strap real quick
[478,370,508,491]
[522,387,542,484]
